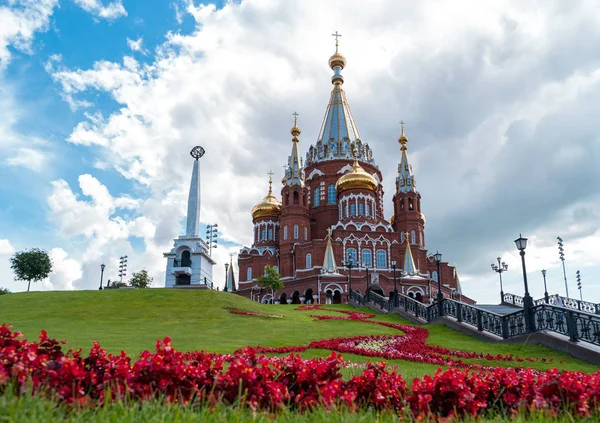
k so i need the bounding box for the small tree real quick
[257,265,283,294]
[10,248,53,292]
[129,270,152,288]
[0,287,10,295]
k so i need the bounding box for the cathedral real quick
[236,40,472,305]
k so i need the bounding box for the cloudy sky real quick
[0,0,599,304]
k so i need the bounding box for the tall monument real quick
[163,146,216,288]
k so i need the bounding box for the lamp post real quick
[515,234,534,332]
[391,260,398,306]
[342,252,356,303]
[557,237,569,298]
[118,256,128,284]
[364,264,370,295]
[491,257,508,304]
[206,224,218,256]
[224,263,229,292]
[541,269,549,303]
[434,251,443,316]
[576,270,582,301]
[99,263,105,290]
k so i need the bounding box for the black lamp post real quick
[224,263,229,292]
[364,263,370,295]
[515,234,534,332]
[99,263,105,290]
[491,257,508,303]
[343,252,356,303]
[434,251,443,316]
[557,237,569,298]
[391,260,398,306]
[541,269,549,303]
[576,270,582,301]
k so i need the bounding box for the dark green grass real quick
[0,289,597,381]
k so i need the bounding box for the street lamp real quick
[364,263,370,295]
[515,234,534,332]
[342,252,356,303]
[224,263,229,292]
[491,257,508,303]
[576,270,582,301]
[433,252,443,316]
[118,256,128,283]
[391,260,398,306]
[99,263,105,290]
[541,269,549,303]
[557,237,569,298]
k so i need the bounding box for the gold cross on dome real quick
[331,31,342,51]
[327,227,332,237]
[405,231,410,242]
[292,111,299,126]
[267,170,274,180]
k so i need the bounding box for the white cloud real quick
[72,0,127,21]
[45,248,82,290]
[42,0,600,301]
[0,239,14,255]
[127,37,147,55]
[6,146,48,172]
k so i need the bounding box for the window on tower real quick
[247,267,253,281]
[294,224,299,239]
[366,203,371,217]
[411,230,416,244]
[306,253,312,268]
[327,184,336,204]
[283,225,288,240]
[314,187,320,206]
[304,227,308,240]
[361,249,372,267]
[261,228,266,240]
[408,198,413,210]
[400,232,405,243]
[358,202,364,216]
[293,191,299,205]
[432,271,438,282]
[376,249,387,269]
[350,203,356,216]
[268,228,273,240]
[346,248,357,264]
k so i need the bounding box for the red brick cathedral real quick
[237,42,472,305]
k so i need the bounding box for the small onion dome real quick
[336,151,378,193]
[390,214,395,225]
[291,124,301,137]
[329,51,346,70]
[251,184,281,220]
[398,124,408,144]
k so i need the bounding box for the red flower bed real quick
[1,323,599,419]
[226,308,284,318]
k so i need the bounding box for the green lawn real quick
[0,289,597,383]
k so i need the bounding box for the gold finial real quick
[291,111,301,137]
[267,170,274,193]
[398,120,408,146]
[405,231,410,243]
[327,227,332,237]
[331,31,342,53]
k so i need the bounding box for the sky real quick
[0,0,599,304]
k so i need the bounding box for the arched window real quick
[294,224,299,239]
[366,203,371,217]
[420,231,423,246]
[306,253,312,268]
[408,198,414,210]
[358,202,364,216]
[247,267,253,281]
[283,225,288,240]
[400,231,405,243]
[400,198,404,210]
[432,271,438,282]
[293,191,299,205]
[313,187,320,206]
[261,228,266,240]
[411,230,416,244]
[285,191,289,206]
[361,249,372,267]
[376,249,387,269]
[268,228,273,240]
[350,203,356,216]
[275,229,279,241]
[346,248,357,264]
[327,184,336,204]
[304,227,308,240]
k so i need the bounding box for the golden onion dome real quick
[291,124,301,137]
[251,176,281,220]
[336,148,378,193]
[329,51,346,70]
[398,122,408,144]
[390,214,395,225]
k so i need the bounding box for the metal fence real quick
[504,292,600,315]
[351,290,600,347]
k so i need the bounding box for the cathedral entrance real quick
[304,289,314,304]
[279,293,288,304]
[332,291,342,304]
[291,291,301,304]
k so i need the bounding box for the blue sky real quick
[1,0,599,304]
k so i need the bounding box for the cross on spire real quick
[331,31,342,52]
[292,111,299,126]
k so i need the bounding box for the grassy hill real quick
[0,289,596,381]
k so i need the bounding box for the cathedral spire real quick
[185,146,205,237]
[321,227,338,274]
[226,254,237,291]
[396,122,417,194]
[403,231,418,276]
[284,112,304,187]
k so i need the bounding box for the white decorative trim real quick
[306,168,325,181]
[337,164,353,174]
[406,286,425,296]
[331,220,393,233]
[239,246,278,256]
[323,283,343,293]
